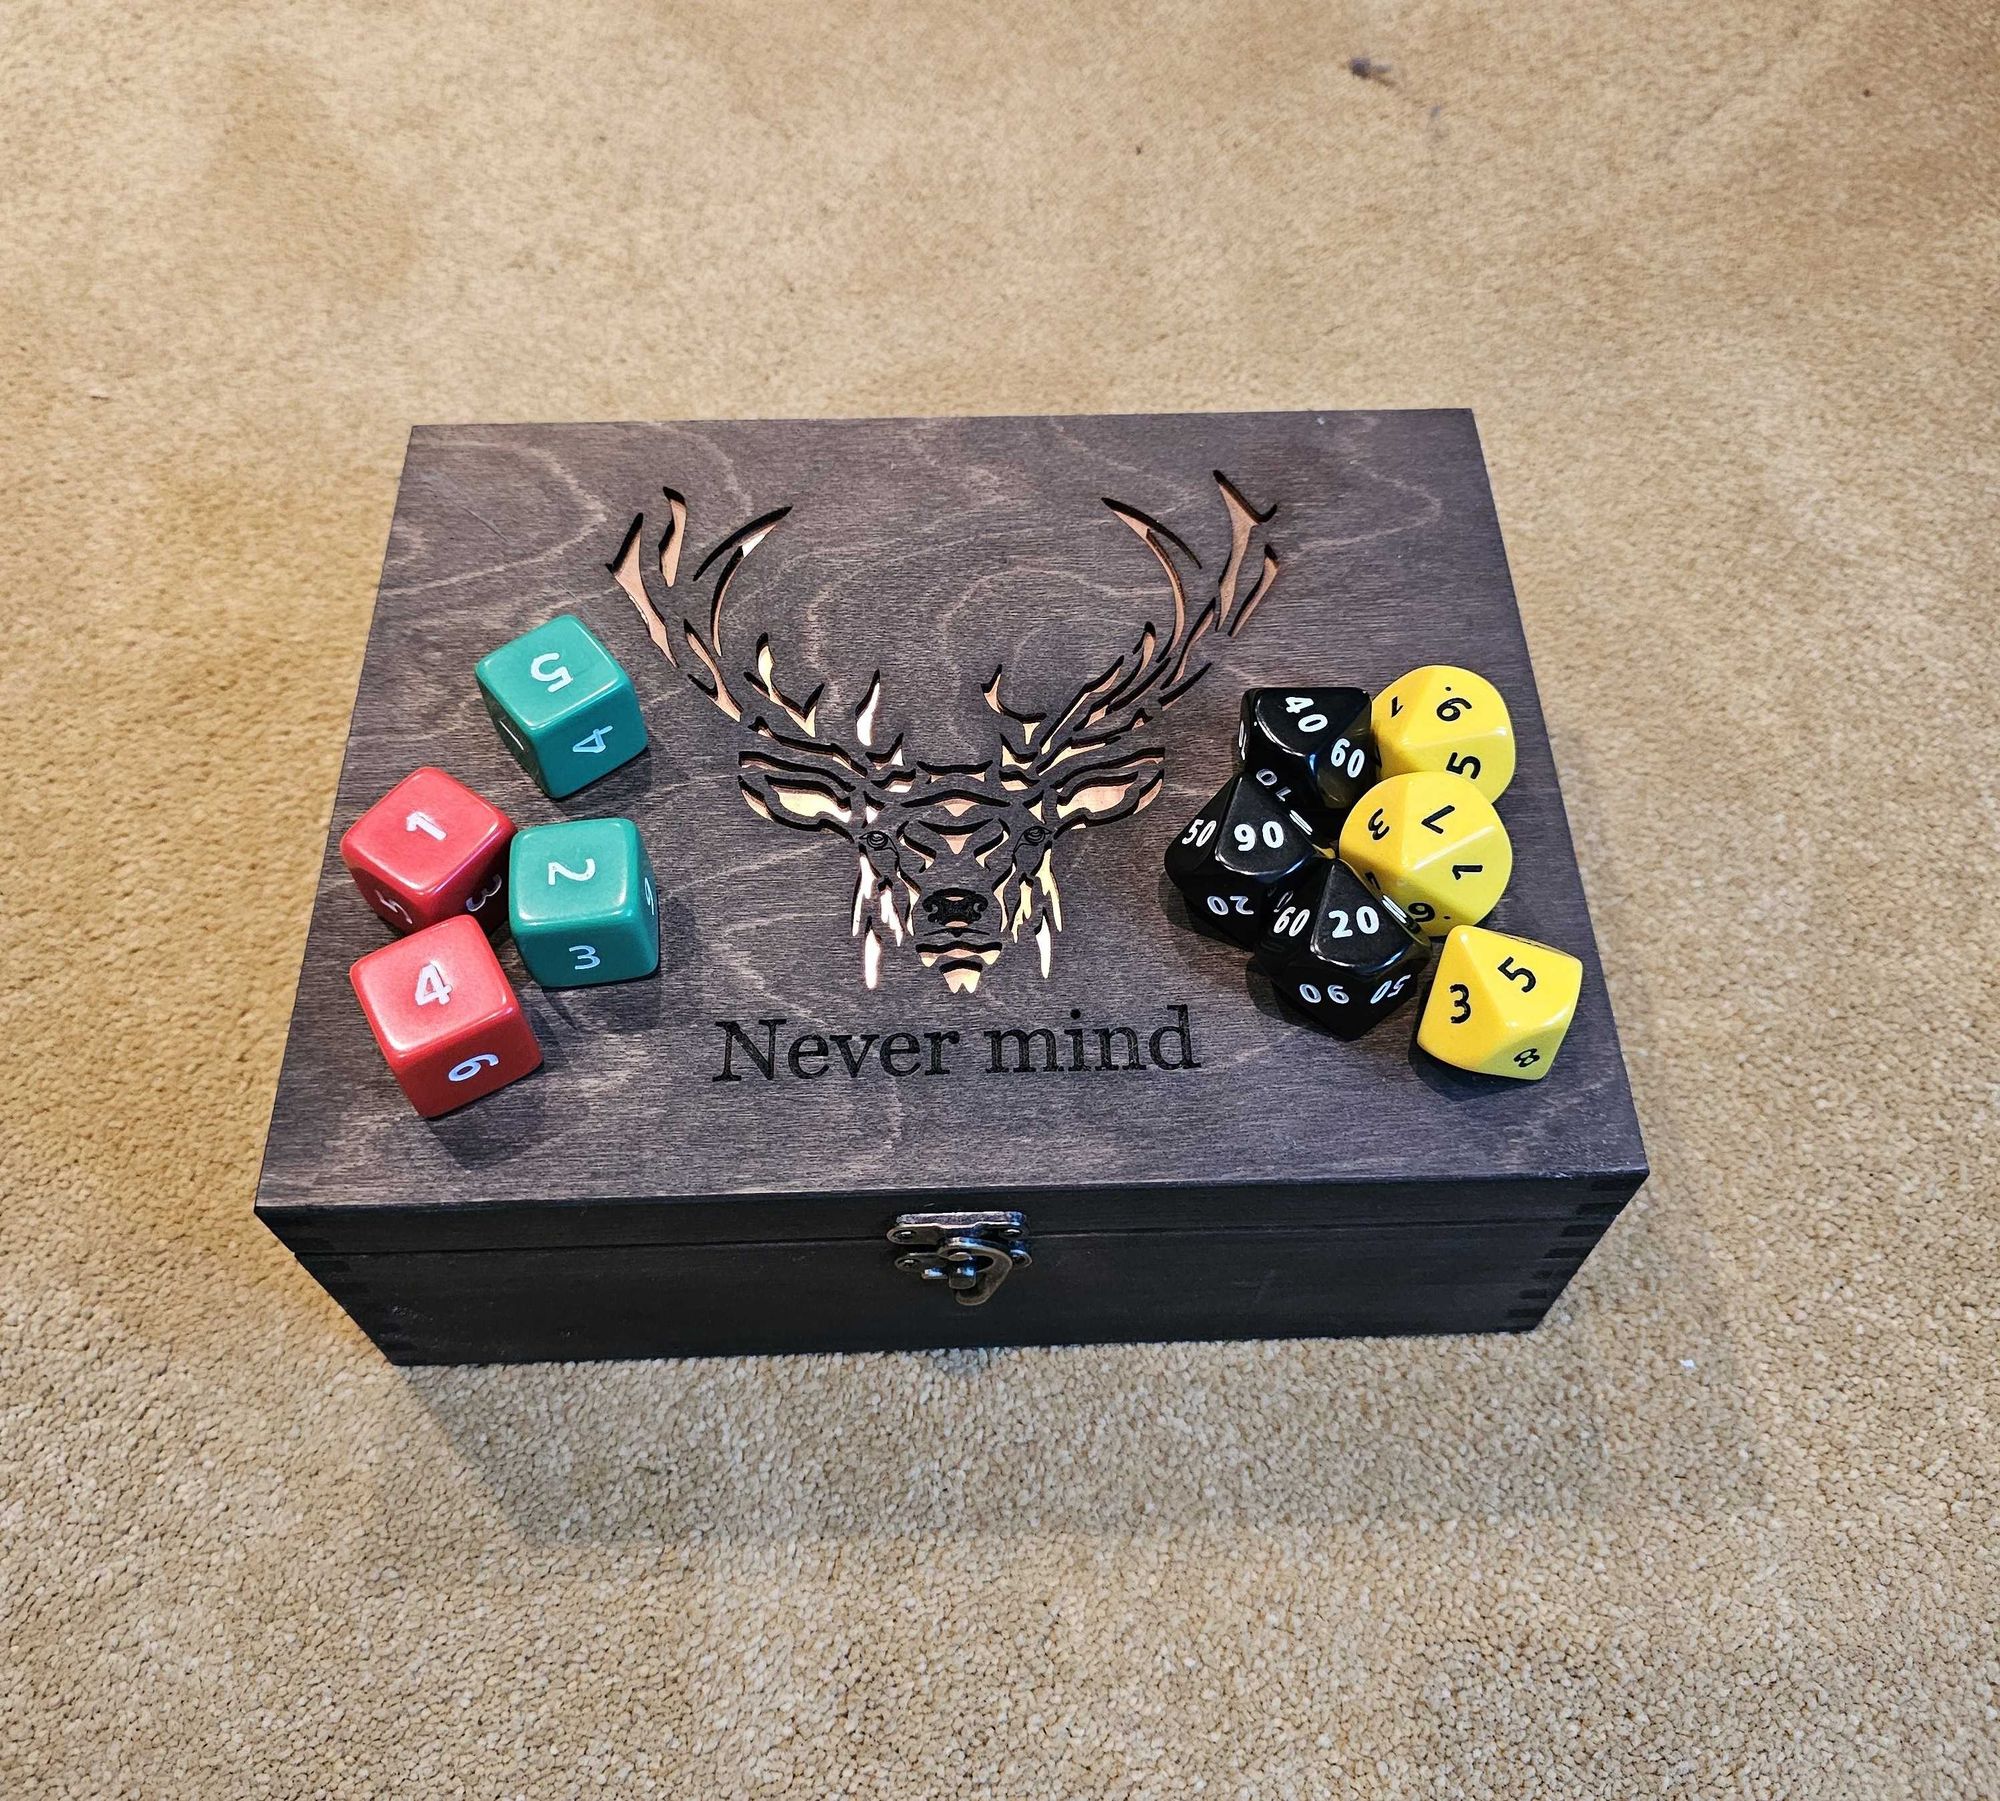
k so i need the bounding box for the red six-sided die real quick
[339,767,514,934]
[349,916,542,1116]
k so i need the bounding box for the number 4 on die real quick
[349,915,542,1116]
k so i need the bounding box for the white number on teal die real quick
[529,651,573,693]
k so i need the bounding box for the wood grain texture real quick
[297,1217,1610,1364]
[255,410,1643,1352]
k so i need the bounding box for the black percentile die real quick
[1236,686,1377,834]
[1164,772,1323,948]
[1254,857,1432,1040]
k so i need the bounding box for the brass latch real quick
[888,1211,1031,1307]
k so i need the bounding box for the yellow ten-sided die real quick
[1371,665,1516,802]
[1337,771,1512,938]
[1416,925,1583,1080]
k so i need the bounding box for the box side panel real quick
[292,1215,1623,1364]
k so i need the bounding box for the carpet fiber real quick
[4,3,1995,1794]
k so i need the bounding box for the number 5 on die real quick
[475,615,647,799]
[1415,925,1583,1081]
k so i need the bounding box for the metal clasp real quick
[888,1211,1031,1307]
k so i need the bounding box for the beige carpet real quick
[4,2,1996,1794]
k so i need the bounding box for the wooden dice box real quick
[255,411,1646,1363]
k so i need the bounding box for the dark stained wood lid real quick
[256,412,1644,1253]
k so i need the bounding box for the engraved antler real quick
[612,492,923,980]
[612,490,905,771]
[985,472,1279,777]
[610,473,1281,996]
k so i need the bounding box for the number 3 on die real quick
[508,818,661,988]
[1416,925,1583,1082]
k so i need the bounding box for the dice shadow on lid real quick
[533,963,668,1037]
[656,887,700,983]
[1403,1025,1531,1102]
[1153,869,1200,938]
[547,745,658,815]
[1153,870,1258,959]
[419,1055,557,1165]
[1240,961,1301,1028]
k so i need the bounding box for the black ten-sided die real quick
[1165,772,1322,947]
[1236,686,1377,832]
[1254,856,1432,1039]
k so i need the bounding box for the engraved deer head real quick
[610,474,1280,992]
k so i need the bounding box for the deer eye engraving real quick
[609,472,1282,993]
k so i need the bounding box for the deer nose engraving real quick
[923,887,988,929]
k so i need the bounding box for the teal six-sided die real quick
[507,818,660,987]
[474,614,647,798]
